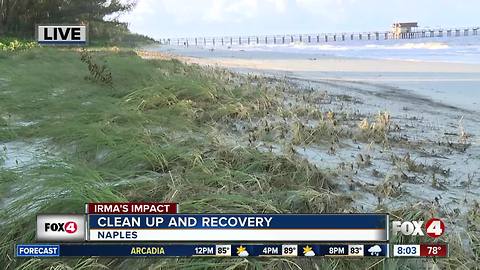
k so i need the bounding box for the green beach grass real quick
[0,47,477,269]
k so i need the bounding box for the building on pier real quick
[392,22,418,39]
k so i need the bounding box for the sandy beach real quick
[192,56,480,112]
[183,56,480,73]
[140,48,480,111]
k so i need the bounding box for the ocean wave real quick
[228,36,480,63]
[291,43,349,51]
[242,42,450,51]
[239,42,350,51]
[389,42,450,50]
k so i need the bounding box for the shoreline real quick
[138,49,480,72]
[138,49,480,113]
[184,57,480,73]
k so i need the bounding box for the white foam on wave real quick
[292,43,350,51]
[366,42,449,50]
[241,42,350,51]
[240,41,450,51]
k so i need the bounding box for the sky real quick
[119,0,480,39]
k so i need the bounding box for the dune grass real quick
[0,48,477,269]
[0,48,347,269]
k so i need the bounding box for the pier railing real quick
[162,27,479,47]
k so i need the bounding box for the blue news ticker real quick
[15,244,389,257]
[17,244,60,257]
[88,214,387,229]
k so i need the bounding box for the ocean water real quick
[158,35,480,64]
[231,35,480,64]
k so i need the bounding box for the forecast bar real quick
[16,244,389,257]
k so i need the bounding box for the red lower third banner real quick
[86,203,178,214]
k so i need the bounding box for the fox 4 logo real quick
[45,221,78,234]
[392,218,445,238]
